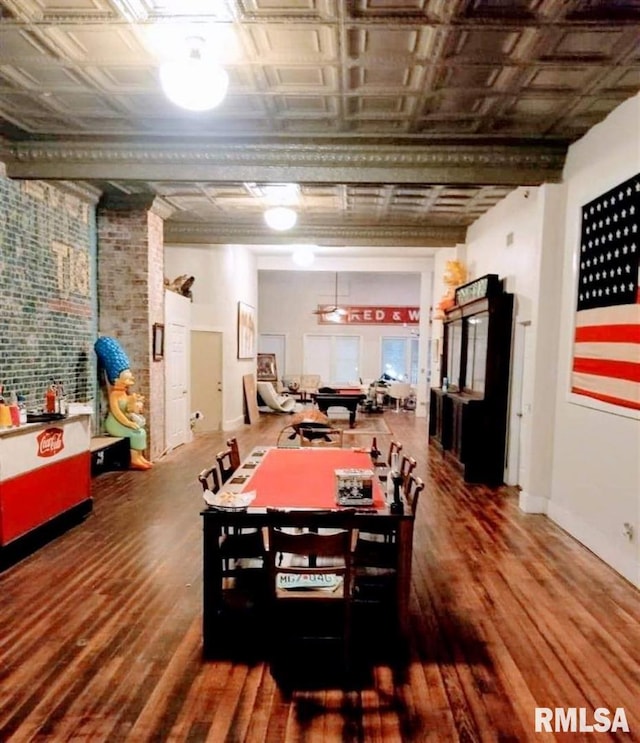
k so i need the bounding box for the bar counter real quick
[0,414,92,562]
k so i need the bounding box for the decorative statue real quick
[163,274,195,300]
[434,259,467,319]
[94,336,152,470]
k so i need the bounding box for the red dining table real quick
[200,446,414,657]
[244,447,386,509]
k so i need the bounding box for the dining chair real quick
[405,473,425,516]
[298,425,343,448]
[354,474,424,615]
[198,466,264,579]
[262,508,358,674]
[226,436,241,471]
[198,464,221,496]
[372,439,403,472]
[276,424,300,448]
[399,454,417,493]
[216,448,236,484]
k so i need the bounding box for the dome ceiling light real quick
[159,35,228,111]
[264,206,298,231]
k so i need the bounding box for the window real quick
[303,335,360,384]
[381,337,419,384]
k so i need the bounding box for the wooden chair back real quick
[216,448,236,484]
[399,455,417,491]
[387,440,403,468]
[405,474,425,516]
[198,465,221,494]
[262,508,358,669]
[226,437,241,471]
[276,424,300,448]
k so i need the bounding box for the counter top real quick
[0,413,91,439]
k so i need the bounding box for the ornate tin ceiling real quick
[0,0,638,247]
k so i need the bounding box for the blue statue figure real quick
[94,336,152,470]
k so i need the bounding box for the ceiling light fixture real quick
[312,272,348,321]
[159,36,228,112]
[264,206,297,231]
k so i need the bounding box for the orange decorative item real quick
[434,260,467,319]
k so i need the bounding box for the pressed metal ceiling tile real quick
[278,94,337,114]
[527,66,599,89]
[0,0,636,244]
[264,64,335,88]
[248,25,336,59]
[550,30,629,59]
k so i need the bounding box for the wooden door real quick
[191,330,222,432]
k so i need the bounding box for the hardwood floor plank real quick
[0,409,639,742]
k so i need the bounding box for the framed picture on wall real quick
[257,352,278,381]
[237,301,256,359]
[152,323,164,361]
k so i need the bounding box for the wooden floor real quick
[1,410,639,742]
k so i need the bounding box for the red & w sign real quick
[318,306,420,325]
[37,427,65,458]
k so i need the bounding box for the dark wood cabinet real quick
[429,275,513,485]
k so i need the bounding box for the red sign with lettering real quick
[317,306,420,325]
[37,427,65,458]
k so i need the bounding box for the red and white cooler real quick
[0,415,91,547]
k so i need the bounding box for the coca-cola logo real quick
[37,427,65,458]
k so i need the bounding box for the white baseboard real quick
[518,490,549,514]
[547,500,640,589]
[223,415,246,431]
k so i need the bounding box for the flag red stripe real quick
[572,356,640,383]
[571,386,640,411]
[574,324,640,343]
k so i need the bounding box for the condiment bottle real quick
[8,391,20,426]
[370,436,380,463]
[45,385,56,413]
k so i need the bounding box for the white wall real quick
[461,93,640,587]
[550,94,640,586]
[164,243,257,430]
[257,270,421,383]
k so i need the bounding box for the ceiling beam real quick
[3,140,567,186]
[164,220,466,248]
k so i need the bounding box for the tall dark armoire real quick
[429,274,514,485]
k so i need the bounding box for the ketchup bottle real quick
[45,386,56,413]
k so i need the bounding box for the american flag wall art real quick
[571,173,640,413]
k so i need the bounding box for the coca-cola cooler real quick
[0,415,92,550]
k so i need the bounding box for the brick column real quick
[96,195,173,462]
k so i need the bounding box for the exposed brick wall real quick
[96,200,166,460]
[147,211,166,459]
[0,175,97,411]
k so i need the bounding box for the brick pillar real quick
[96,195,173,462]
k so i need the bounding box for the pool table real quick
[311,388,366,428]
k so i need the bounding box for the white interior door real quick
[191,330,222,432]
[165,292,190,452]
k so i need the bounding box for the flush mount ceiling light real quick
[264,206,298,231]
[159,36,228,111]
[291,244,315,267]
